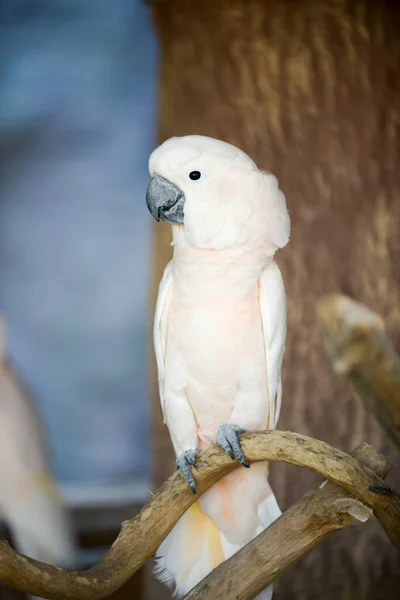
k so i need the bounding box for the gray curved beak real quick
[146,175,185,224]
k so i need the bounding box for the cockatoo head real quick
[146,135,290,252]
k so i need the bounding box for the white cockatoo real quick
[147,135,290,599]
[0,318,76,599]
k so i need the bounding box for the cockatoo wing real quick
[154,261,173,422]
[259,260,286,429]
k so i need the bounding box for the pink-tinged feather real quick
[151,136,288,597]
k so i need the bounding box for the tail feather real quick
[198,464,272,546]
[258,485,282,529]
[155,466,281,598]
[255,586,274,600]
[155,501,224,596]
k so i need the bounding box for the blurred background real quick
[0,1,399,600]
[0,1,156,598]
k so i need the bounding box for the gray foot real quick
[216,424,250,468]
[176,449,200,494]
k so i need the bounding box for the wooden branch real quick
[0,432,399,599]
[183,443,390,600]
[318,294,400,452]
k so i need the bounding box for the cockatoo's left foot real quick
[216,424,250,468]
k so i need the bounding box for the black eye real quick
[189,170,201,181]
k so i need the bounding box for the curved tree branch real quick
[318,294,400,452]
[0,431,399,599]
[183,443,390,600]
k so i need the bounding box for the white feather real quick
[149,135,289,599]
[153,260,173,422]
[258,261,287,428]
[0,318,76,590]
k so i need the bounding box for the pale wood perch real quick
[318,294,400,452]
[0,431,399,600]
[183,443,389,600]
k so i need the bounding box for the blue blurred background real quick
[0,0,157,486]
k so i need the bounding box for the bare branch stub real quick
[183,443,391,600]
[0,432,398,600]
[318,294,400,452]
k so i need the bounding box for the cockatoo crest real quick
[147,135,290,252]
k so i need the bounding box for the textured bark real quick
[149,0,400,598]
[183,443,389,600]
[318,294,400,451]
[0,433,398,600]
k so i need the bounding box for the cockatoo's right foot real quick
[216,424,250,468]
[176,449,200,494]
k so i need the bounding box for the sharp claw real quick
[182,465,196,494]
[230,440,247,465]
[221,439,234,460]
[216,424,250,468]
[176,449,199,494]
[238,456,250,468]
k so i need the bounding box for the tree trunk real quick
[149,0,400,598]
